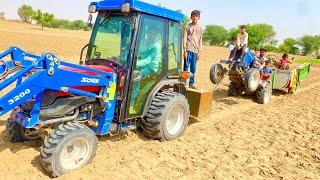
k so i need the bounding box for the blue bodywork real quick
[90,0,184,22]
[242,50,256,68]
[0,47,117,135]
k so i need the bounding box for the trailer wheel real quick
[210,63,225,84]
[228,82,243,96]
[40,122,97,177]
[255,82,272,104]
[6,118,39,143]
[141,92,190,141]
[245,69,260,92]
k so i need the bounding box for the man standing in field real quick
[183,10,203,89]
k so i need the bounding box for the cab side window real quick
[168,21,182,76]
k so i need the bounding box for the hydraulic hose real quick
[0,60,23,81]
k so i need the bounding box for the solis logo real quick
[81,77,100,84]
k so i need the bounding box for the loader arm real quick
[0,47,117,134]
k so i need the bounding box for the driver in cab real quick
[130,25,163,114]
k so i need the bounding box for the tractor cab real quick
[83,0,186,120]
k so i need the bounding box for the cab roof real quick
[90,0,185,23]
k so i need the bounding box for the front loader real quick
[0,0,190,177]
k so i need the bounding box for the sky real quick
[0,0,319,42]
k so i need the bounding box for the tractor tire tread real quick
[40,122,97,177]
[141,92,189,141]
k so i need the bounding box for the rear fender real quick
[142,79,180,116]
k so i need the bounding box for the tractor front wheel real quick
[255,82,272,104]
[40,122,97,177]
[228,82,243,96]
[6,118,40,143]
[245,68,260,92]
[141,92,190,141]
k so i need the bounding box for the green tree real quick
[299,35,320,55]
[18,5,34,23]
[50,19,70,29]
[229,23,276,49]
[182,15,190,31]
[263,44,279,52]
[70,20,87,30]
[203,25,228,45]
[279,38,298,54]
[32,10,54,30]
[176,10,189,31]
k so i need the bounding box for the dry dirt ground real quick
[0,20,319,179]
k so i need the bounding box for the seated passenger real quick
[254,48,260,57]
[258,48,268,70]
[228,37,237,60]
[230,25,249,62]
[260,60,273,87]
[261,60,272,80]
[279,53,292,70]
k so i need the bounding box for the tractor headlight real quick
[121,3,131,13]
[88,5,97,13]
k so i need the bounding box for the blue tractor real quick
[210,48,273,104]
[0,0,190,177]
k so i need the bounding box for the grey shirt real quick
[183,23,203,54]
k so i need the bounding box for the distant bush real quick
[263,44,279,52]
[17,4,89,31]
[49,19,89,31]
[0,12,5,19]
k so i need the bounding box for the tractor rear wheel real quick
[245,68,260,92]
[40,122,97,177]
[210,63,225,84]
[141,92,190,141]
[6,118,40,143]
[255,82,272,104]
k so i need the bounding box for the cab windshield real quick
[87,13,135,67]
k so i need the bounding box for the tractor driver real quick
[129,25,163,114]
[135,26,162,77]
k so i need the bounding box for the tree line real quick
[14,5,320,58]
[18,5,89,31]
[202,23,320,58]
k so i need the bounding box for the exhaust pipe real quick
[40,108,80,126]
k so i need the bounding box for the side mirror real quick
[132,70,142,83]
[87,14,93,28]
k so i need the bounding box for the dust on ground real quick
[0,20,319,180]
